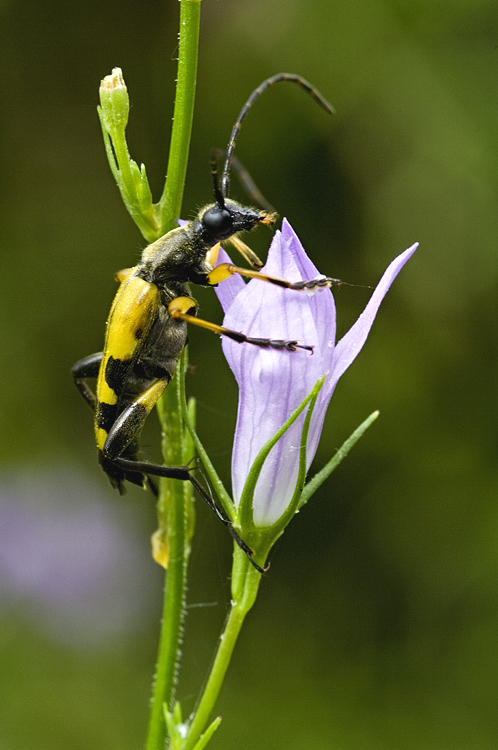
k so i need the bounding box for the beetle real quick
[73,73,340,570]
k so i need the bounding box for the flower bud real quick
[99,67,129,134]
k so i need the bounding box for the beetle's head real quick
[200,199,277,245]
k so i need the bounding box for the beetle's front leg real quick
[208,262,342,291]
[168,297,314,353]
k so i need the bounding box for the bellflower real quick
[215,219,417,528]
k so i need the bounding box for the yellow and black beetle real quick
[73,74,338,568]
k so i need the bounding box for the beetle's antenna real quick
[210,150,225,208]
[220,73,335,198]
[211,147,275,213]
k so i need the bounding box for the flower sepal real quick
[299,409,380,509]
[233,376,326,570]
[233,406,382,581]
[232,378,379,574]
[164,701,222,750]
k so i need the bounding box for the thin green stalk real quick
[184,555,262,750]
[146,509,188,750]
[145,2,201,747]
[159,0,201,233]
[146,375,190,750]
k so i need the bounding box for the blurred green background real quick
[1,0,498,747]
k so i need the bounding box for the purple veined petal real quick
[304,243,419,466]
[214,246,245,312]
[216,223,336,526]
[215,221,418,528]
[330,243,419,385]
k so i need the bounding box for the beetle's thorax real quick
[139,199,276,288]
[140,224,213,286]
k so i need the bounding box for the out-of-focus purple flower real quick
[215,219,417,527]
[0,468,158,644]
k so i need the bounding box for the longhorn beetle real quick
[72,73,341,572]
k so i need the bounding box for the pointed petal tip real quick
[329,241,418,386]
[403,241,419,257]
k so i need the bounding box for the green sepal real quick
[164,702,187,749]
[184,395,197,544]
[130,160,155,218]
[187,716,222,750]
[237,375,326,533]
[263,374,325,537]
[299,410,380,509]
[178,350,235,521]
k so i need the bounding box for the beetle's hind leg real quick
[72,352,103,410]
[111,455,193,482]
[100,377,196,484]
[189,475,269,574]
[101,377,169,460]
[114,459,267,573]
[73,358,266,572]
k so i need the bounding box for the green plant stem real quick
[146,373,190,750]
[145,508,187,750]
[184,553,262,750]
[158,0,201,233]
[145,2,201,747]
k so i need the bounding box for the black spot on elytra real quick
[105,356,130,394]
[96,401,117,433]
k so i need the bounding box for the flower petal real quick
[214,221,417,528]
[214,246,245,312]
[331,243,418,384]
[305,243,419,464]
[217,223,336,525]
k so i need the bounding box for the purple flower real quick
[215,219,417,528]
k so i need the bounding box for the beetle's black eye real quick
[202,207,233,239]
